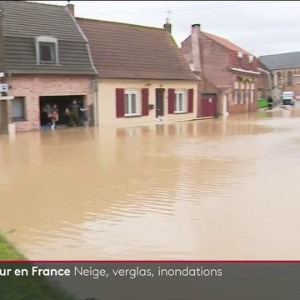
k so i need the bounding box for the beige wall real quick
[97,79,198,126]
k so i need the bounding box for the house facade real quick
[0,1,96,133]
[181,24,267,116]
[259,52,300,100]
[77,18,199,126]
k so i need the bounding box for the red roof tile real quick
[77,18,198,81]
[202,32,259,71]
[203,32,251,55]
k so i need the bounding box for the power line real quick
[81,1,258,16]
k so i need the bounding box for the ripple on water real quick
[2,114,300,259]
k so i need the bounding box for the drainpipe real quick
[258,67,273,99]
[65,6,99,126]
[93,76,99,126]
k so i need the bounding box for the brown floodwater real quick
[1,107,300,260]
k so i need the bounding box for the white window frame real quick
[240,89,244,104]
[124,89,141,117]
[174,90,187,113]
[250,90,254,103]
[35,36,59,65]
[234,89,239,104]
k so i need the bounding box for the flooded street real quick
[1,106,300,260]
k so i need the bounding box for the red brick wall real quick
[7,74,94,132]
[256,71,270,98]
[199,33,231,88]
[228,73,257,114]
[181,37,193,67]
[181,31,265,115]
[182,33,231,87]
[228,101,257,114]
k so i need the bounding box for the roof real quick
[259,52,300,70]
[76,18,198,80]
[182,30,259,73]
[203,32,259,72]
[1,1,83,41]
[0,1,95,75]
[203,32,251,55]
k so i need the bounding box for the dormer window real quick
[237,52,243,68]
[35,36,59,65]
[248,55,254,63]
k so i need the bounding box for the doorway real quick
[39,95,84,127]
[155,89,165,117]
[200,94,217,117]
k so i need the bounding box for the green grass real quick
[0,234,75,300]
[0,234,26,260]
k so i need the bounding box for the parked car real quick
[281,91,295,105]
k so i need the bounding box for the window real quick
[35,36,59,65]
[240,89,244,103]
[174,90,187,113]
[245,89,249,102]
[250,90,254,103]
[116,88,149,118]
[287,71,293,86]
[40,42,55,63]
[125,90,140,116]
[11,97,26,122]
[277,72,282,86]
[234,89,239,104]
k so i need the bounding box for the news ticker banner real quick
[1,261,300,299]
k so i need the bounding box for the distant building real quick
[259,52,300,99]
[181,24,270,116]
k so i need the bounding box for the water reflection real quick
[1,110,300,259]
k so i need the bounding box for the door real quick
[155,89,164,117]
[200,94,217,117]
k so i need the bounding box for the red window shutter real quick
[141,88,149,116]
[168,89,175,114]
[188,89,194,113]
[116,88,125,118]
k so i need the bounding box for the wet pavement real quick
[1,103,300,260]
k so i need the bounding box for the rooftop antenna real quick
[166,10,172,23]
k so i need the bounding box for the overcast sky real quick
[34,1,300,57]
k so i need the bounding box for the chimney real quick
[164,18,172,34]
[66,3,75,16]
[191,24,201,73]
[191,23,201,33]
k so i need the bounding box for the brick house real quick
[259,52,300,100]
[0,1,96,133]
[77,18,199,126]
[181,24,266,116]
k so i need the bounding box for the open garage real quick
[40,95,85,128]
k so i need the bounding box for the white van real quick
[281,91,295,105]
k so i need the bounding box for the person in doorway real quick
[267,96,273,110]
[67,99,79,127]
[49,104,59,129]
[42,103,52,126]
[79,104,89,126]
